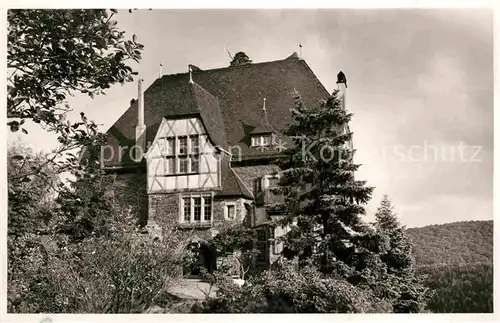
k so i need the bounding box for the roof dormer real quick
[250,98,277,147]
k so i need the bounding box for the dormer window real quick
[251,134,272,147]
[251,98,278,148]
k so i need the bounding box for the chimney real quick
[135,78,146,159]
[336,71,347,109]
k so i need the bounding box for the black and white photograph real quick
[2,4,496,319]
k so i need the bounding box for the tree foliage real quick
[373,195,430,312]
[229,51,252,67]
[274,90,385,284]
[193,261,392,313]
[5,9,202,314]
[7,142,195,313]
[54,142,117,241]
[407,220,493,266]
[210,224,260,279]
[8,221,194,313]
[7,142,58,236]
[7,9,143,179]
[418,263,493,313]
[408,220,493,313]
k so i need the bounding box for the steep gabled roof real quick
[216,159,253,199]
[190,83,227,149]
[250,102,278,135]
[103,54,330,167]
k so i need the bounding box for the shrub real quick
[8,221,194,313]
[194,261,392,313]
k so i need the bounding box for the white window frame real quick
[180,194,214,223]
[178,156,189,174]
[251,134,272,147]
[251,136,261,147]
[161,135,201,175]
[224,202,237,220]
[262,135,270,146]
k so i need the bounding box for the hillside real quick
[406,220,493,313]
[407,220,493,266]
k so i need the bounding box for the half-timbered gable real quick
[145,117,221,192]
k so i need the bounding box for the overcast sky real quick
[8,9,493,228]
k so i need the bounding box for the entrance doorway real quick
[185,241,216,278]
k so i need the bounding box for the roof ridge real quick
[159,56,301,79]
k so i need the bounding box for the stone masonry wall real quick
[147,193,247,277]
[148,193,179,228]
[108,170,148,226]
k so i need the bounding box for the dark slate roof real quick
[103,54,330,167]
[216,158,253,199]
[250,105,277,135]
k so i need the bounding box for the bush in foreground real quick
[8,226,194,313]
[193,261,392,313]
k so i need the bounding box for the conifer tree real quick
[374,195,413,273]
[274,90,386,289]
[374,195,430,312]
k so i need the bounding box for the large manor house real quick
[101,52,348,276]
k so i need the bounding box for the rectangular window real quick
[227,204,236,219]
[183,197,191,222]
[179,157,188,173]
[181,195,213,223]
[204,197,212,221]
[190,136,199,154]
[167,138,175,156]
[166,156,175,174]
[190,156,200,173]
[262,135,270,146]
[251,136,262,147]
[257,230,266,242]
[193,197,201,222]
[162,136,200,175]
[179,137,188,155]
[256,229,267,262]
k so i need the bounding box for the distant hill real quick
[407,220,493,267]
[406,220,493,313]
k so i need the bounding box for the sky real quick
[8,9,493,228]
